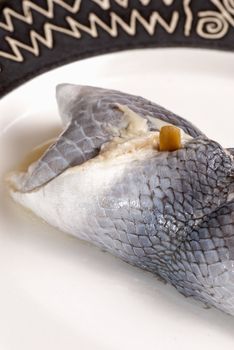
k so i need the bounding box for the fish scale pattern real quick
[73,137,234,313]
[167,201,234,314]
[16,84,234,314]
[21,85,203,192]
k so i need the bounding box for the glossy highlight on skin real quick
[8,84,234,316]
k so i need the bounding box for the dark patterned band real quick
[0,0,234,98]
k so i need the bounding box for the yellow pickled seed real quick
[159,125,181,152]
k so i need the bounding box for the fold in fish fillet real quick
[8,84,234,316]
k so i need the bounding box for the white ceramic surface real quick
[0,48,234,350]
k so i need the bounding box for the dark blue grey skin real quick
[22,85,234,315]
[22,84,203,192]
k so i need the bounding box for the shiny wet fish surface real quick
[8,85,234,316]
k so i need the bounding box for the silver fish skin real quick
[9,85,234,316]
[19,84,203,192]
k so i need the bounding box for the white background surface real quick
[0,48,234,350]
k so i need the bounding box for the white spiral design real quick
[223,0,234,15]
[197,11,229,39]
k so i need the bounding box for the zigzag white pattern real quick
[91,0,152,10]
[0,0,233,65]
[0,0,82,32]
[0,1,179,62]
[0,0,168,29]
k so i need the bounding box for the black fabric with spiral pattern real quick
[0,0,234,97]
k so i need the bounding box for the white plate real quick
[1,48,234,350]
